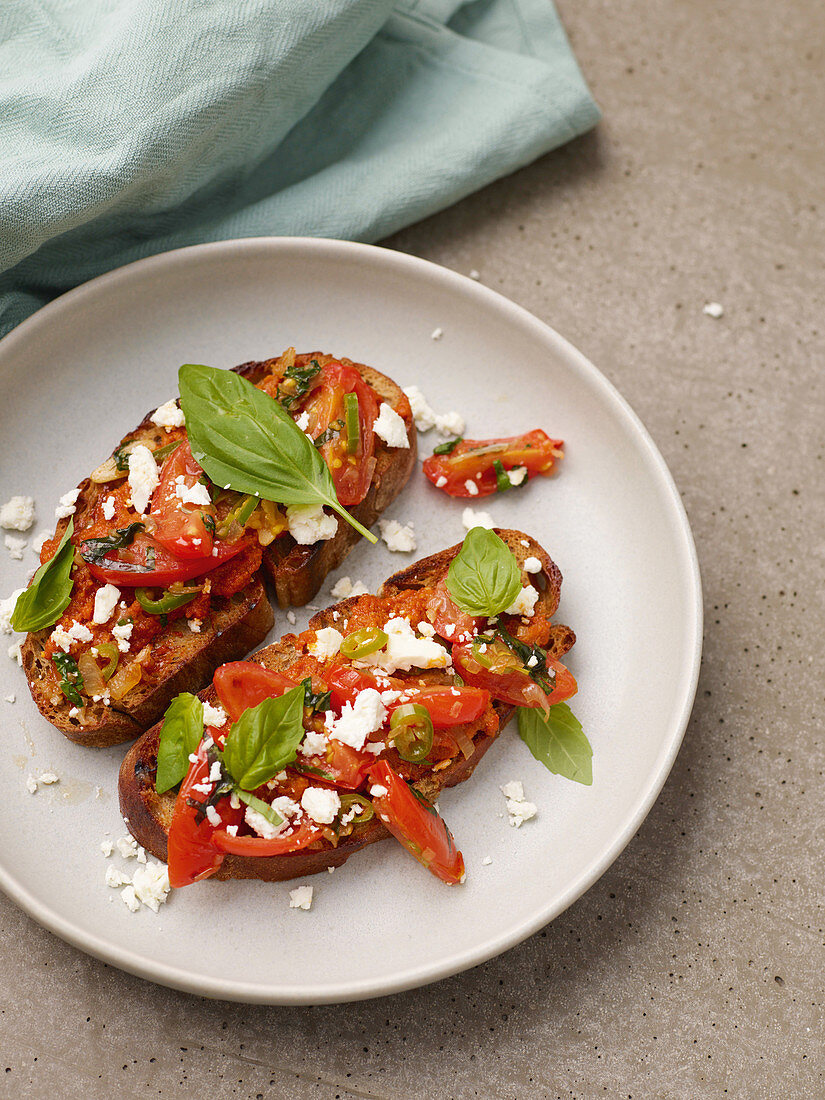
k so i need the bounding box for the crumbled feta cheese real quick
[245,805,285,840]
[208,760,222,783]
[308,626,344,660]
[100,839,114,857]
[4,535,26,559]
[286,504,337,545]
[523,556,542,573]
[520,539,530,548]
[50,619,93,652]
[37,772,59,785]
[289,885,313,911]
[112,620,133,653]
[202,701,227,729]
[101,496,116,521]
[462,507,494,531]
[417,621,435,637]
[503,584,539,618]
[482,855,493,865]
[8,641,22,665]
[54,487,81,520]
[120,885,141,912]
[0,588,24,634]
[174,478,211,507]
[464,479,479,496]
[373,403,410,449]
[357,617,450,675]
[136,846,147,864]
[127,445,160,514]
[299,728,328,757]
[25,775,38,794]
[0,495,34,531]
[703,301,724,318]
[527,654,538,668]
[93,583,121,625]
[436,411,465,437]
[430,326,443,341]
[68,706,80,718]
[378,518,416,553]
[507,466,527,486]
[285,610,296,626]
[301,786,341,825]
[5,693,15,703]
[435,475,448,488]
[149,398,185,431]
[369,784,388,798]
[30,532,49,555]
[326,688,386,751]
[116,835,139,859]
[294,410,310,431]
[402,385,465,437]
[130,862,171,912]
[500,781,537,828]
[188,618,201,633]
[105,865,131,888]
[468,269,480,280]
[205,805,222,827]
[330,576,369,599]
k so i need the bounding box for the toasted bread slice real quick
[119,530,576,881]
[20,351,415,746]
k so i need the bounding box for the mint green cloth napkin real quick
[0,0,599,338]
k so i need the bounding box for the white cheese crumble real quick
[174,477,211,507]
[205,805,222,827]
[523,556,542,574]
[100,839,114,857]
[31,531,49,555]
[464,479,479,496]
[308,626,344,660]
[92,583,121,624]
[5,693,15,703]
[703,301,724,318]
[4,535,25,560]
[25,775,38,794]
[38,772,59,785]
[149,398,185,431]
[117,835,139,859]
[101,496,116,521]
[500,780,537,828]
[299,729,328,757]
[121,885,140,912]
[369,784,388,798]
[0,588,24,634]
[289,885,313,911]
[54,487,80,519]
[0,495,34,531]
[507,466,527,486]
[188,618,201,633]
[105,865,131,888]
[326,688,386,751]
[417,621,435,638]
[378,518,416,553]
[300,786,341,825]
[481,855,493,866]
[294,410,310,431]
[286,504,337,545]
[356,617,450,675]
[244,804,284,840]
[286,610,296,625]
[130,862,171,912]
[468,269,480,280]
[112,620,133,653]
[50,620,93,652]
[202,701,227,729]
[127,445,160,514]
[331,576,369,599]
[373,403,410,449]
[402,385,466,437]
[503,584,539,618]
[431,326,443,340]
[462,507,494,531]
[9,641,22,665]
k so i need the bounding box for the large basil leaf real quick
[155,693,204,794]
[221,685,305,791]
[517,703,593,786]
[179,363,376,543]
[446,527,521,617]
[11,519,75,632]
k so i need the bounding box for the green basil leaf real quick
[432,437,462,455]
[11,519,75,632]
[493,459,512,493]
[517,703,593,785]
[179,363,377,543]
[446,527,521,617]
[79,522,145,565]
[221,684,305,791]
[301,676,331,713]
[155,693,204,794]
[235,788,284,826]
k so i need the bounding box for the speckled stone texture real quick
[2,1,824,1096]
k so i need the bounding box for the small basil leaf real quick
[446,527,521,617]
[52,652,84,705]
[11,519,75,632]
[221,684,305,791]
[301,676,331,713]
[432,437,462,455]
[493,459,512,493]
[179,363,376,543]
[517,703,593,786]
[155,693,204,794]
[276,358,321,411]
[79,522,145,565]
[236,788,284,826]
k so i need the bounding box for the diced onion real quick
[454,729,475,760]
[76,650,106,697]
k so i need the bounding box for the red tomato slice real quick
[86,531,251,587]
[325,664,385,709]
[387,685,490,728]
[213,662,299,723]
[451,643,577,711]
[300,362,379,506]
[295,739,375,790]
[425,580,482,644]
[368,761,464,885]
[423,430,563,498]
[166,742,242,888]
[211,817,321,856]
[150,440,216,559]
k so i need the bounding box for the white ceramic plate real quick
[0,238,701,1004]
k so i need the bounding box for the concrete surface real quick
[2,0,823,1097]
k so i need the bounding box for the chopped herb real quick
[52,652,84,705]
[276,359,322,411]
[492,621,556,693]
[79,522,145,565]
[493,459,512,493]
[302,676,332,713]
[433,437,462,455]
[314,419,343,448]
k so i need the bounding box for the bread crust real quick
[119,530,575,881]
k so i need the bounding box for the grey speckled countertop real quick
[2,1,823,1097]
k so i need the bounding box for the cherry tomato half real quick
[425,580,482,644]
[451,642,577,711]
[150,440,216,559]
[387,685,490,728]
[423,430,563,498]
[211,818,321,856]
[86,531,252,587]
[213,662,299,723]
[368,761,464,885]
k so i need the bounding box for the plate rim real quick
[0,236,703,1004]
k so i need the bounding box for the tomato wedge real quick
[423,430,563,498]
[300,362,379,506]
[295,739,375,790]
[213,662,299,723]
[166,742,242,888]
[86,531,251,587]
[425,580,482,644]
[150,440,216,559]
[325,664,386,709]
[368,761,464,885]
[388,685,490,728]
[451,642,577,711]
[211,818,321,856]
